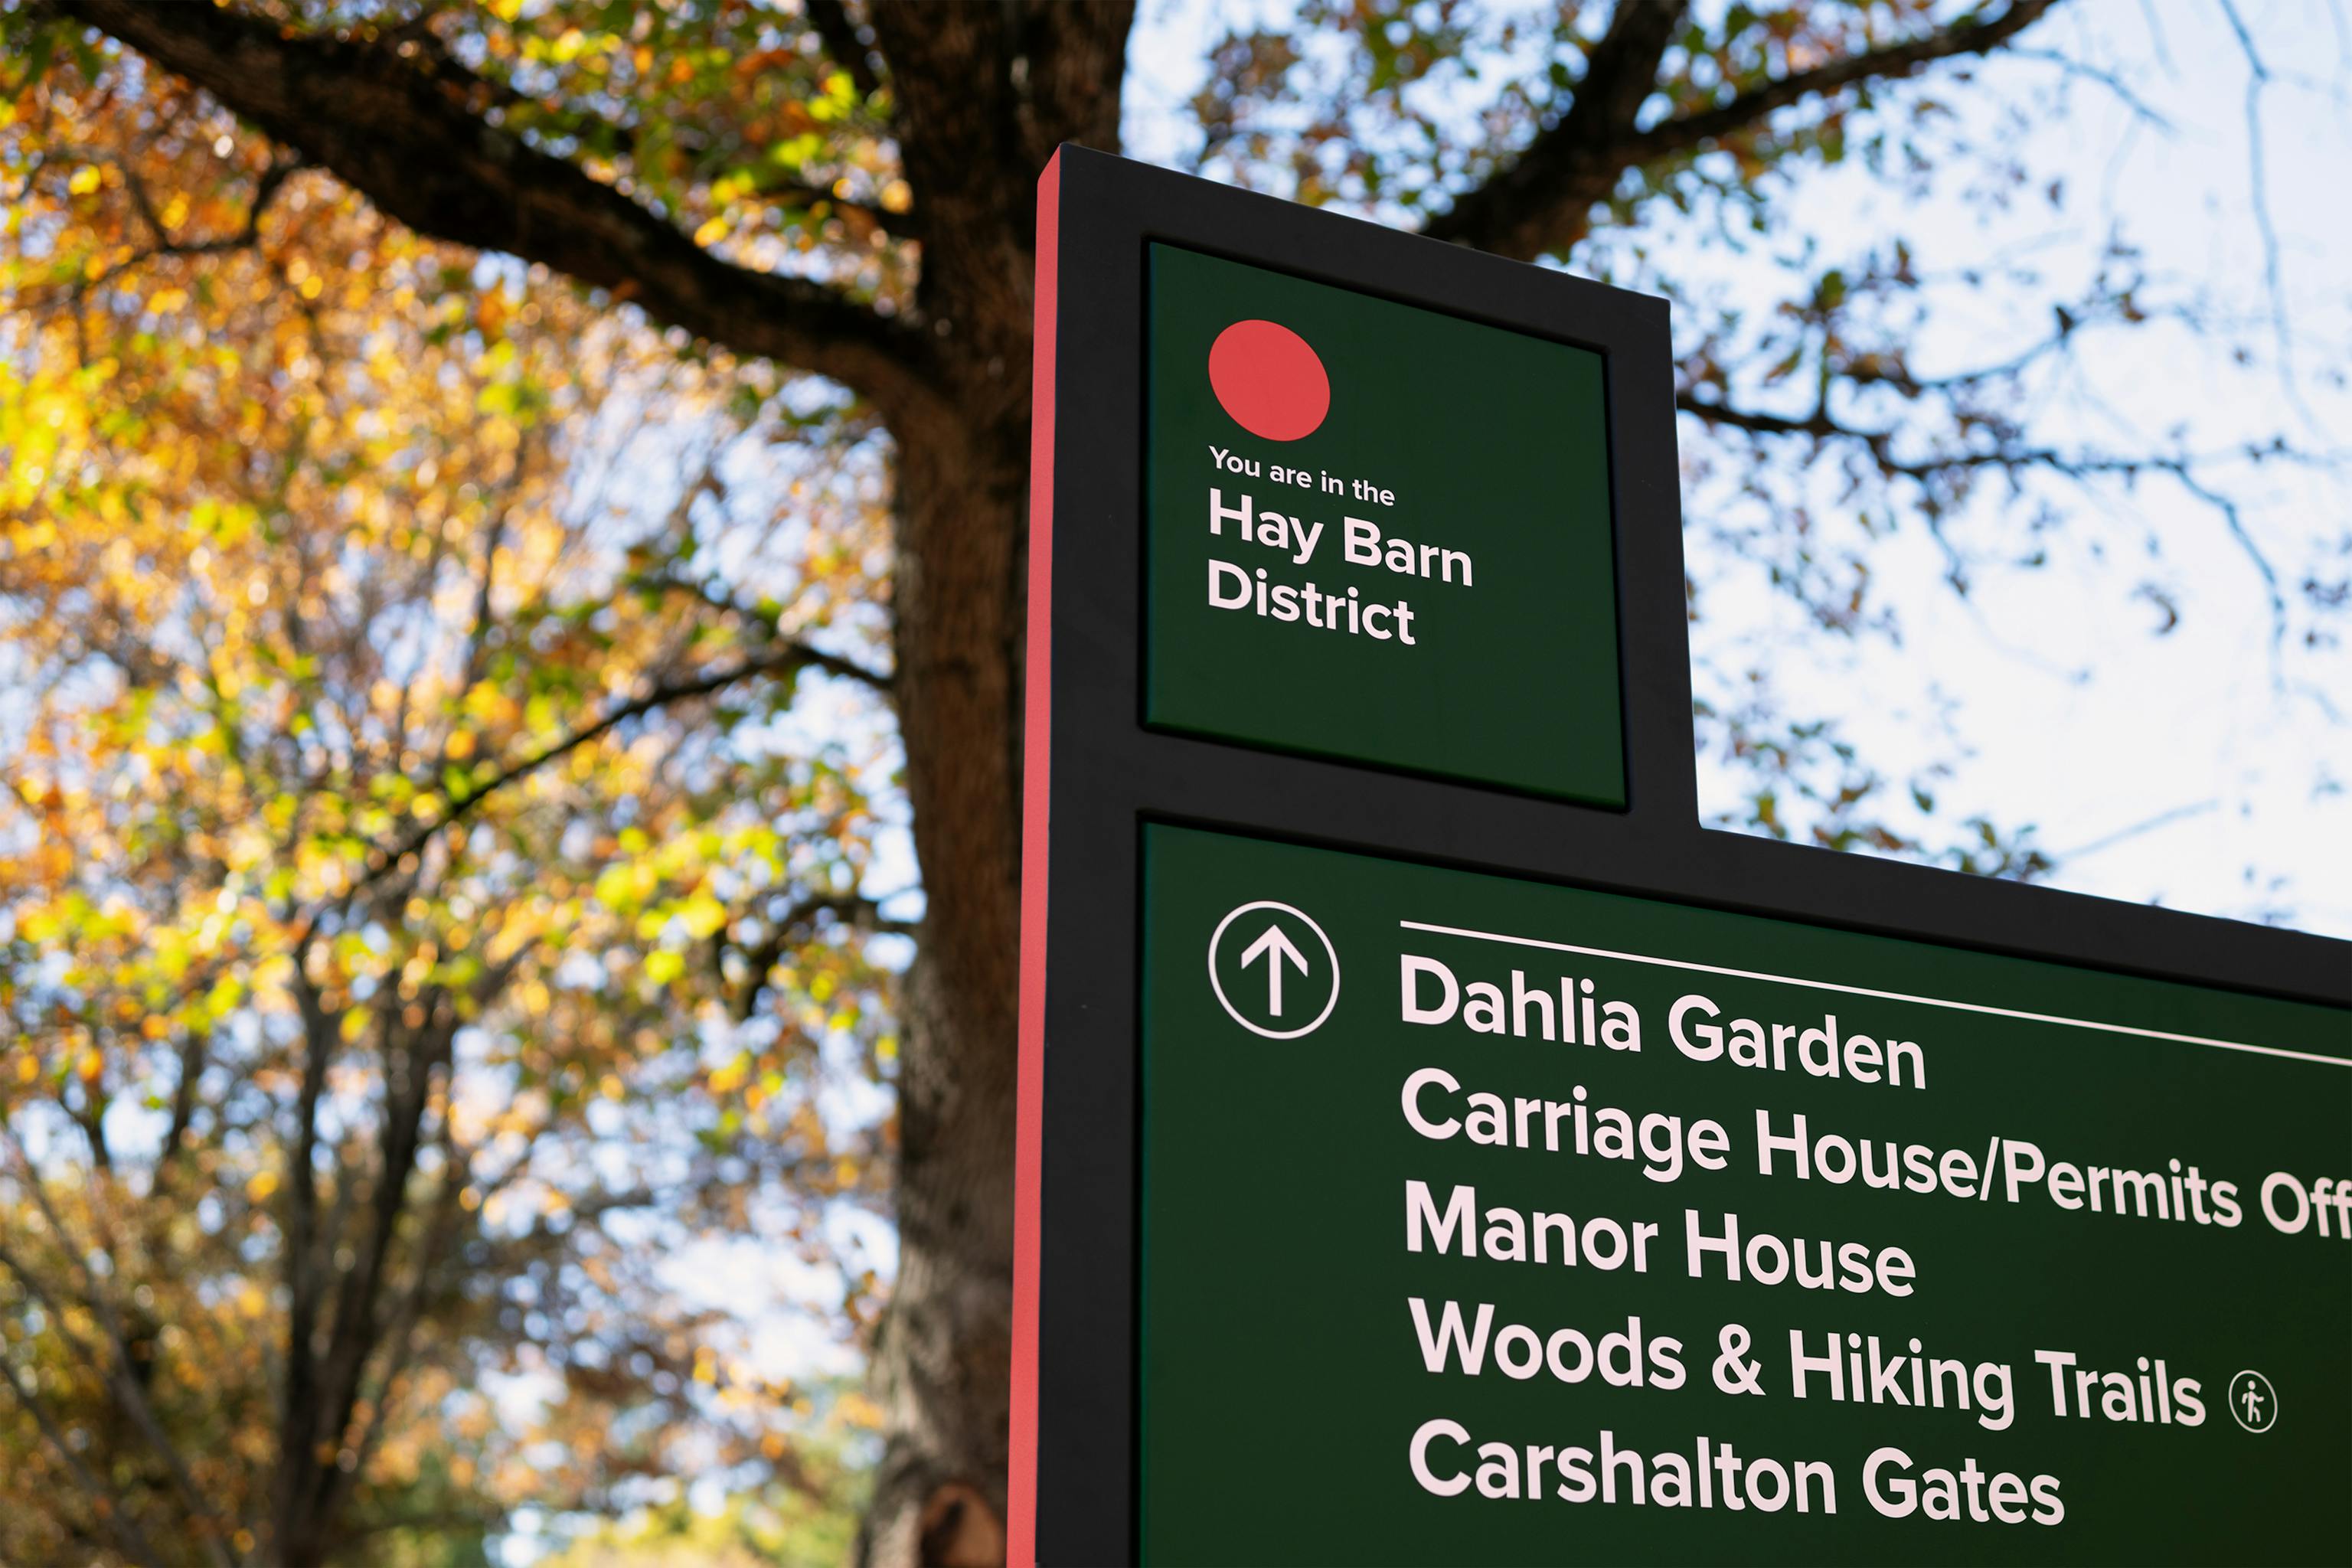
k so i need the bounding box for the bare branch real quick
[1628,1,2063,164]
[332,641,888,917]
[2056,798,2220,861]
[2215,0,2313,426]
[1427,0,2064,260]
[2162,456,2288,663]
[2007,46,2175,130]
[1675,390,2301,655]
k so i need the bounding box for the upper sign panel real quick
[1144,244,1627,805]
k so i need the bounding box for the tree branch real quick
[154,1024,209,1178]
[318,1107,472,1537]
[726,891,914,1022]
[1675,390,2301,653]
[0,1348,164,1568]
[338,641,887,913]
[0,1158,172,1568]
[51,0,935,416]
[2215,0,2312,425]
[755,178,922,242]
[1426,0,2063,261]
[276,965,338,1553]
[5,1159,237,1568]
[806,0,884,102]
[1421,0,1687,259]
[121,144,300,260]
[1631,1,2063,165]
[375,13,917,238]
[298,1004,456,1551]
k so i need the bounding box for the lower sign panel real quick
[1137,824,2350,1565]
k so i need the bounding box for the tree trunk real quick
[858,401,1031,1567]
[852,9,1131,1560]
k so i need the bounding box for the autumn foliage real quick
[2,28,906,1564]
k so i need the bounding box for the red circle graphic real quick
[1207,319,1330,442]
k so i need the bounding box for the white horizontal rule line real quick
[1395,920,2347,1069]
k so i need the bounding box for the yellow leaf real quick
[679,891,727,940]
[247,1169,280,1201]
[645,949,685,985]
[68,165,102,195]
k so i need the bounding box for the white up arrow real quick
[1238,923,1310,1018]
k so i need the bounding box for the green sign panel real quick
[1140,824,2350,1564]
[1144,245,1625,804]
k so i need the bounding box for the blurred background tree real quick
[0,2,2341,1564]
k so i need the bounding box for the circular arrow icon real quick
[1207,900,1340,1039]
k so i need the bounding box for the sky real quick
[1123,0,2352,936]
[1670,0,2352,935]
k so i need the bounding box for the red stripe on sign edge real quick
[1006,145,1060,1568]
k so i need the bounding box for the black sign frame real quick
[1009,144,2348,1566]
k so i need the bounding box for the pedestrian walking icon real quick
[2227,1369,2278,1433]
[1208,900,1340,1038]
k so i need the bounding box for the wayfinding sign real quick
[1014,147,2350,1568]
[1145,244,1623,802]
[1141,827,2346,1563]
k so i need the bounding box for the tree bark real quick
[857,403,1031,1568]
[842,8,1131,1561]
